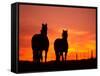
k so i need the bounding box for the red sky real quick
[19,4,96,61]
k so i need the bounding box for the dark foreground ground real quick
[18,58,97,73]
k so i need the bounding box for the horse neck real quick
[40,32,47,37]
[62,37,67,42]
[40,30,47,37]
[41,34,47,37]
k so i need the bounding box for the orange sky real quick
[19,4,96,62]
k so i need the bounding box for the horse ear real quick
[45,23,47,26]
[66,30,68,33]
[64,30,67,33]
[42,23,44,27]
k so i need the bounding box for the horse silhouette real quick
[32,23,49,63]
[54,30,68,62]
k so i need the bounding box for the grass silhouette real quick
[18,58,97,73]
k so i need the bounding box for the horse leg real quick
[45,50,48,62]
[65,52,67,61]
[33,51,34,62]
[62,53,64,61]
[55,52,58,61]
[55,52,59,62]
[37,51,40,63]
[38,51,41,63]
[40,51,43,62]
[33,51,37,63]
[58,52,60,62]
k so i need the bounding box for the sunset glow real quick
[19,4,96,62]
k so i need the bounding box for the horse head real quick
[41,23,47,36]
[62,30,68,39]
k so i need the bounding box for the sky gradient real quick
[19,4,96,61]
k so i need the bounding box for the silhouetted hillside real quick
[18,58,97,73]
